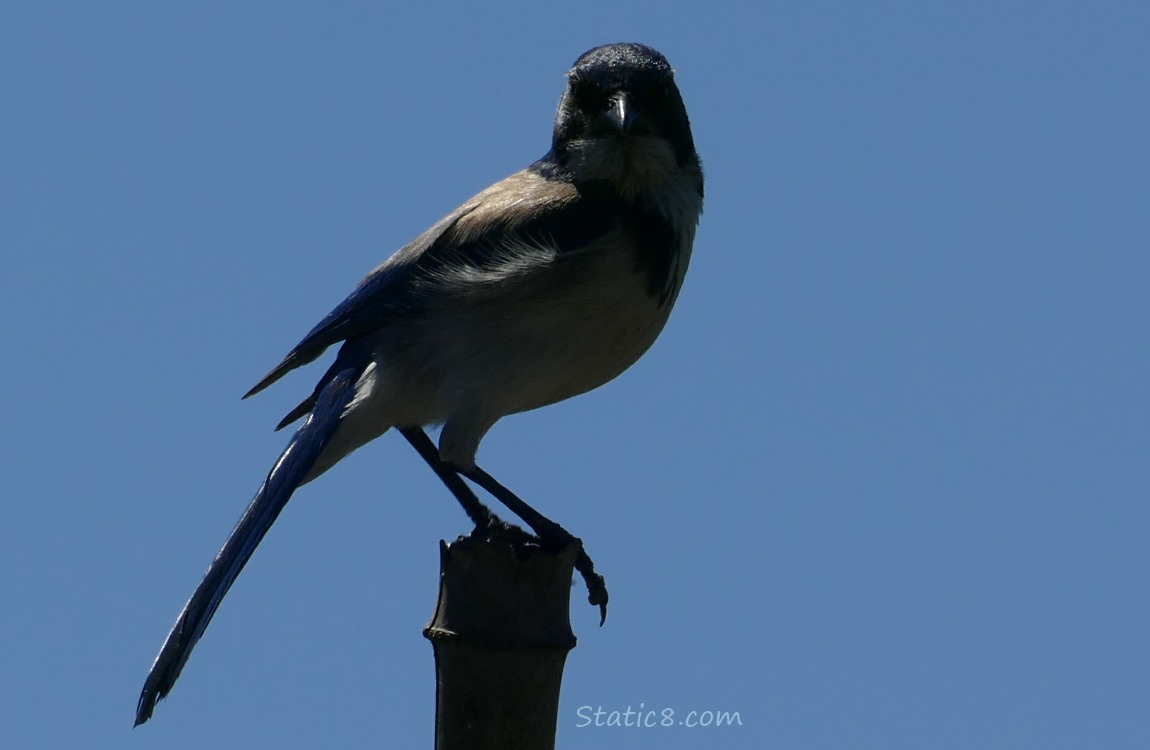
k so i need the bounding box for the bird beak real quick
[606,92,637,135]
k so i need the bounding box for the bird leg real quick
[398,426,608,624]
[398,426,500,531]
[461,464,609,625]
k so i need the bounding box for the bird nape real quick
[135,41,703,727]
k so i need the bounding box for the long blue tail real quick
[135,365,362,726]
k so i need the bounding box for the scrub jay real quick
[136,41,703,726]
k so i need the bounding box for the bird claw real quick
[573,541,609,625]
[471,516,609,624]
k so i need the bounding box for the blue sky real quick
[2,2,1148,748]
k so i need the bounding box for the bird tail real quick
[134,364,364,726]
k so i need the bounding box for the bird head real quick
[551,43,701,199]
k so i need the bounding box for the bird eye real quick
[638,80,673,111]
[571,80,611,112]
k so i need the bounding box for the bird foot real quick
[467,516,609,625]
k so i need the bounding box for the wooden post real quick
[425,534,578,750]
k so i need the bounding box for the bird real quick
[135,41,703,726]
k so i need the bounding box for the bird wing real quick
[244,167,617,402]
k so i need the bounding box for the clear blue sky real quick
[2,2,1147,748]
